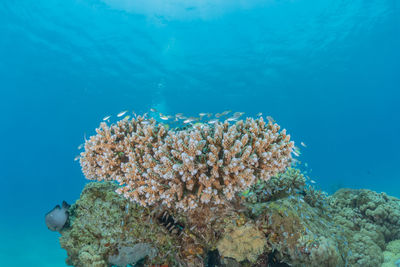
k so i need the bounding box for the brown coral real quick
[80,115,294,211]
[217,224,267,263]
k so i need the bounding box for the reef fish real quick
[220,110,232,116]
[184,117,197,124]
[45,201,70,232]
[267,116,275,123]
[117,110,128,117]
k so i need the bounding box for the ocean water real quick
[0,0,399,266]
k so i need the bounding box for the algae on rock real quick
[59,182,179,267]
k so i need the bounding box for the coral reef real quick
[79,116,294,211]
[51,112,400,266]
[59,173,400,267]
[65,115,400,267]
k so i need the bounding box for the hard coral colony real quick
[80,114,294,211]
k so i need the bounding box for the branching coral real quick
[80,115,294,211]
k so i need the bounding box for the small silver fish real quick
[150,108,157,112]
[184,117,197,124]
[77,144,84,150]
[233,112,244,117]
[103,115,111,121]
[267,116,275,123]
[74,155,80,161]
[160,115,169,120]
[310,180,316,184]
[226,117,238,122]
[256,112,262,116]
[117,110,128,117]
[221,110,231,116]
[208,119,219,124]
[199,113,207,117]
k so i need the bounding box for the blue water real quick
[0,0,399,265]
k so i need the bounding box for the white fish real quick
[226,117,238,122]
[267,116,275,123]
[184,117,197,124]
[74,155,80,161]
[221,110,231,116]
[199,113,207,117]
[150,108,157,112]
[117,110,128,117]
[208,119,219,124]
[310,180,316,184]
[77,144,84,150]
[256,112,262,117]
[293,150,299,157]
[103,115,111,121]
[141,120,150,125]
[301,142,307,148]
[160,115,169,120]
[233,112,244,118]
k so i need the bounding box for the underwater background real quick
[0,0,399,266]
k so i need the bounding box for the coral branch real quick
[80,115,294,211]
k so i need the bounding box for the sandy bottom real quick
[0,220,67,267]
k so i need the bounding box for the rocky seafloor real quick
[57,169,400,267]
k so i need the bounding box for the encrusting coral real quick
[80,115,294,211]
[217,223,267,263]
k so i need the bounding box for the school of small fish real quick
[102,108,254,126]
